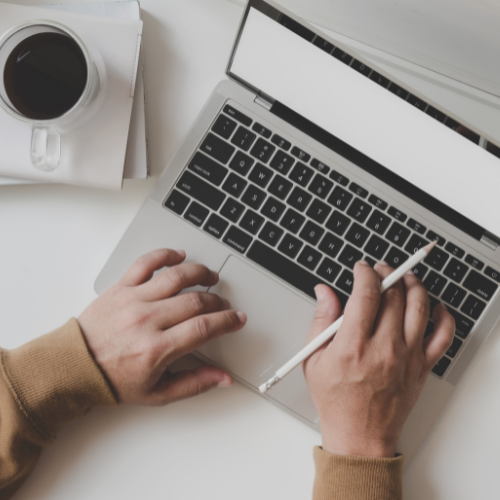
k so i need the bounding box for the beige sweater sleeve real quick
[0,319,117,499]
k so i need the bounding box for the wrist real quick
[322,433,398,459]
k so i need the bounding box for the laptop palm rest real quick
[198,255,319,424]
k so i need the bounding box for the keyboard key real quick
[463,270,498,301]
[460,295,486,320]
[386,222,411,247]
[311,158,330,175]
[449,309,474,339]
[428,295,439,315]
[426,105,447,123]
[446,337,463,358]
[307,199,332,224]
[366,210,391,235]
[347,198,372,223]
[177,171,226,211]
[444,117,461,131]
[300,220,325,246]
[388,206,407,222]
[328,186,353,211]
[250,138,276,163]
[271,134,291,151]
[412,263,428,280]
[164,190,189,215]
[365,257,377,268]
[432,357,451,377]
[336,269,354,294]
[291,146,311,162]
[252,122,272,138]
[270,150,295,175]
[268,174,293,200]
[329,170,350,186]
[351,59,371,76]
[407,94,428,111]
[220,198,245,222]
[425,321,435,338]
[465,254,484,270]
[405,234,430,255]
[456,126,480,145]
[298,246,322,270]
[212,114,237,139]
[203,213,229,239]
[229,151,254,176]
[385,247,409,269]
[288,186,312,212]
[308,174,334,199]
[223,225,253,253]
[222,172,247,197]
[345,223,370,248]
[424,271,448,295]
[239,209,265,235]
[248,163,273,188]
[332,49,353,65]
[445,243,465,259]
[319,232,344,258]
[260,197,286,222]
[231,126,256,151]
[338,244,363,269]
[348,182,369,198]
[278,233,303,259]
[326,211,351,236]
[444,258,469,283]
[313,36,334,53]
[317,258,342,283]
[258,221,284,247]
[364,234,390,260]
[369,71,390,87]
[427,230,446,246]
[368,195,388,210]
[241,184,266,209]
[485,266,500,282]
[289,162,314,186]
[280,208,306,234]
[388,83,409,100]
[248,241,347,303]
[442,283,467,308]
[278,14,315,41]
[424,247,450,271]
[188,152,228,186]
[184,201,209,227]
[200,133,235,164]
[223,105,252,126]
[407,218,426,234]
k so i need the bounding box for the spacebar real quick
[247,241,348,306]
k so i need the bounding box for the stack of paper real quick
[0,1,147,188]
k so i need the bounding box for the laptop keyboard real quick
[164,103,499,379]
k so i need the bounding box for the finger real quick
[337,260,381,343]
[139,263,219,301]
[119,249,186,287]
[402,271,430,349]
[424,303,455,367]
[153,292,230,329]
[161,310,247,364]
[148,366,233,406]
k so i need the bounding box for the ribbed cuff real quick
[313,446,403,500]
[0,318,117,440]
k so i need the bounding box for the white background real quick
[1,1,500,499]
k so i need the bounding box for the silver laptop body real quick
[95,0,500,466]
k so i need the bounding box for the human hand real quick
[303,260,455,458]
[78,249,246,405]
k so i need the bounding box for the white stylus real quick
[259,240,437,394]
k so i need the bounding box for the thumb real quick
[151,365,233,405]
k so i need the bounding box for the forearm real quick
[0,319,117,499]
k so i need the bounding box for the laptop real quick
[95,0,500,466]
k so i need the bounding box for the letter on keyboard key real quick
[317,258,342,283]
[297,246,322,270]
[319,232,344,258]
[222,172,247,197]
[385,247,409,269]
[278,233,303,259]
[200,133,235,164]
[223,226,253,253]
[280,208,305,234]
[258,222,284,247]
[177,172,226,211]
[325,210,351,236]
[220,198,245,223]
[338,244,363,269]
[229,151,254,176]
[239,209,265,235]
[336,269,354,294]
[260,197,286,222]
[306,199,332,224]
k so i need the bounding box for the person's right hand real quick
[303,260,455,458]
[78,249,247,406]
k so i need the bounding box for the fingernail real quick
[237,311,247,323]
[378,261,389,266]
[357,260,369,266]
[217,377,233,388]
[406,269,414,276]
[176,249,186,258]
[314,285,325,301]
[211,270,219,280]
[438,303,447,311]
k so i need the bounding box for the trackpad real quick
[197,255,319,424]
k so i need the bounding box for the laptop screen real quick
[228,1,500,240]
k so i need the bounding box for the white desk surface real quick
[1,1,500,499]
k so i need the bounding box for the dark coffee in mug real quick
[3,32,88,120]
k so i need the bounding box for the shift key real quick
[177,171,226,211]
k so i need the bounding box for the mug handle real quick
[31,127,61,171]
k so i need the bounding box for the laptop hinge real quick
[254,92,274,110]
[480,231,500,251]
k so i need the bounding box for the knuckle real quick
[194,316,213,340]
[186,292,206,312]
[411,299,429,319]
[358,287,381,304]
[385,287,405,306]
[167,266,186,289]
